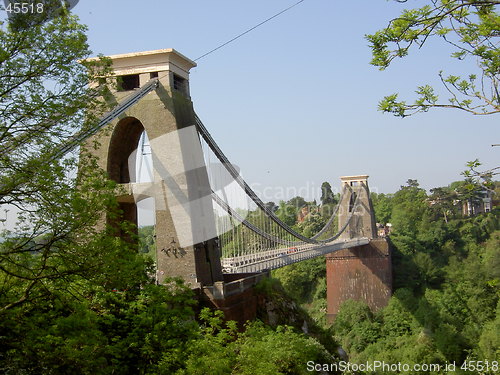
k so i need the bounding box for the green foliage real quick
[371,192,393,224]
[297,210,325,238]
[0,279,199,374]
[0,12,110,168]
[428,186,459,222]
[0,10,135,313]
[275,200,299,227]
[333,300,379,352]
[478,300,500,360]
[287,196,307,209]
[367,1,500,116]
[273,256,326,304]
[139,225,156,259]
[233,323,330,375]
[266,169,499,371]
[275,196,324,231]
[0,11,202,375]
[320,181,336,205]
[461,159,499,196]
[176,309,332,375]
[174,309,237,375]
[391,179,429,237]
[332,202,500,370]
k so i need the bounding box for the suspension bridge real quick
[70,49,391,321]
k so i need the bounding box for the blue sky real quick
[73,0,498,197]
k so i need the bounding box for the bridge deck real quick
[221,237,370,273]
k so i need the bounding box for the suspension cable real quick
[214,183,365,252]
[197,114,356,244]
[212,191,299,246]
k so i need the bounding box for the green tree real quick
[275,198,302,227]
[298,214,325,238]
[0,279,198,374]
[428,186,458,222]
[178,309,332,375]
[264,201,278,213]
[367,1,500,116]
[320,181,336,205]
[390,179,428,238]
[139,225,156,257]
[340,208,499,367]
[287,196,307,210]
[371,192,393,224]
[333,300,380,354]
[273,256,326,304]
[454,161,493,215]
[0,10,134,313]
[462,158,499,192]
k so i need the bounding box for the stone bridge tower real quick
[85,49,223,288]
[338,175,377,240]
[326,175,392,321]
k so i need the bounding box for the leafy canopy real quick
[0,8,131,313]
[367,0,500,116]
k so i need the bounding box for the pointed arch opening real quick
[107,117,157,254]
[107,116,145,184]
[349,192,357,213]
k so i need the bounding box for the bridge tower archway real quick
[107,116,145,184]
[84,49,223,288]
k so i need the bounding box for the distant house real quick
[296,205,323,223]
[297,206,310,223]
[376,223,392,237]
[462,188,496,216]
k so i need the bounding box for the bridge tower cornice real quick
[340,175,370,184]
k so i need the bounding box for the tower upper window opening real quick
[118,74,140,91]
[173,74,188,95]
